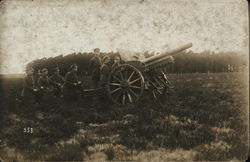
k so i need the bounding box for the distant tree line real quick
[27,51,247,75]
[164,51,247,73]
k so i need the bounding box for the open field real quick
[0,72,248,161]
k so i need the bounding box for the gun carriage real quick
[105,43,193,105]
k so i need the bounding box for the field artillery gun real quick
[106,43,192,105]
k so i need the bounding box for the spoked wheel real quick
[148,75,168,106]
[107,64,145,105]
[152,87,166,102]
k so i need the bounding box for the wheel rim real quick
[107,64,145,105]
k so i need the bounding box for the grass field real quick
[0,72,248,161]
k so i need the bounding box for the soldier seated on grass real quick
[38,68,53,91]
[49,67,64,98]
[37,68,55,102]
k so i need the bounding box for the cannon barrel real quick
[145,56,174,68]
[142,43,192,65]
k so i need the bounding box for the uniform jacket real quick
[21,75,35,96]
[38,76,51,89]
[49,74,64,85]
[89,56,102,79]
[100,63,111,86]
[64,71,78,87]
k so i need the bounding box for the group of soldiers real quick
[21,48,121,103]
[89,48,121,88]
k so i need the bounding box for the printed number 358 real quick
[23,127,33,133]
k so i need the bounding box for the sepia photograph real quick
[0,0,249,161]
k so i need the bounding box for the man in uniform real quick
[38,68,51,91]
[111,55,121,69]
[21,66,38,103]
[63,64,82,102]
[89,48,102,88]
[37,68,54,102]
[50,67,65,97]
[100,56,111,87]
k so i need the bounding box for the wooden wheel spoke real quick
[122,92,126,105]
[128,71,135,82]
[110,83,121,86]
[130,85,141,89]
[126,90,133,103]
[113,75,122,82]
[159,77,167,85]
[161,71,168,80]
[119,71,124,80]
[125,68,128,80]
[148,78,159,89]
[152,90,158,100]
[154,77,163,87]
[128,88,138,99]
[111,87,121,94]
[157,89,163,95]
[129,78,141,84]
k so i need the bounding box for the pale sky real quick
[0,0,248,74]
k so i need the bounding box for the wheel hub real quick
[120,80,129,89]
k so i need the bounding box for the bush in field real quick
[133,149,197,161]
[116,102,216,150]
[40,115,78,145]
[103,146,115,161]
[150,116,215,149]
[4,124,32,150]
[46,143,84,161]
[195,141,232,161]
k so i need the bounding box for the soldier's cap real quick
[41,68,48,73]
[70,64,77,70]
[103,56,111,62]
[94,48,100,52]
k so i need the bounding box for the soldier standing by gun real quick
[50,67,64,98]
[111,55,121,69]
[89,48,102,88]
[63,64,82,103]
[100,56,111,87]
